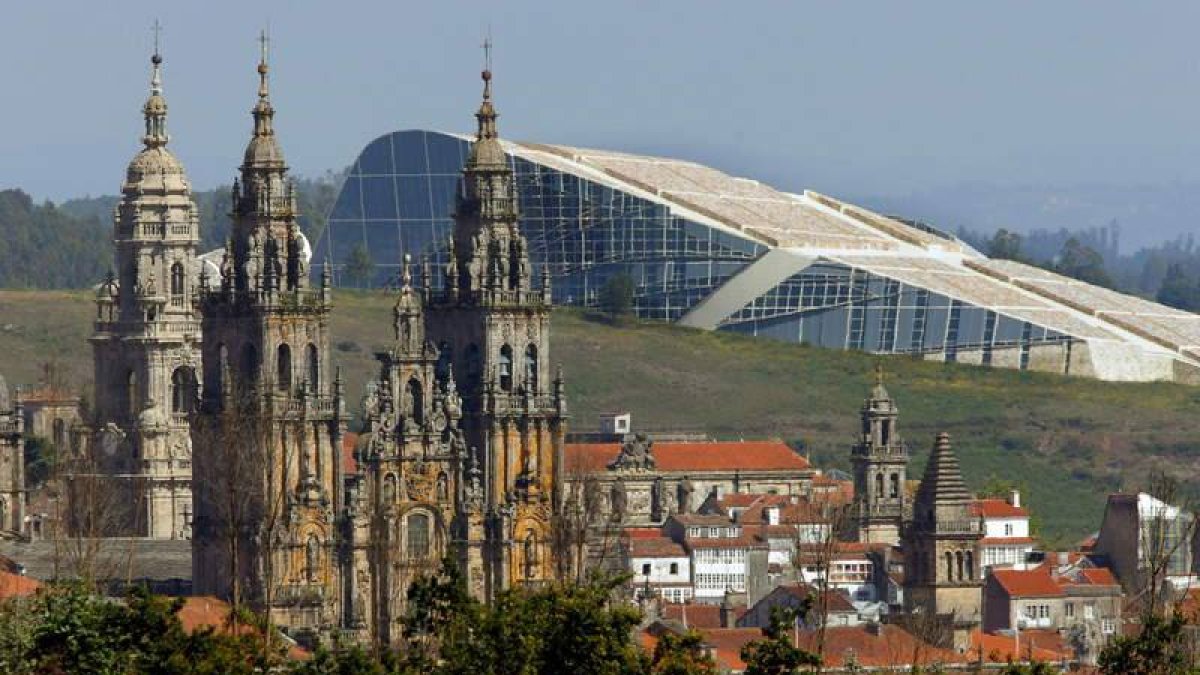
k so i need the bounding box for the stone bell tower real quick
[191,37,348,641]
[90,45,200,539]
[425,61,567,599]
[852,364,908,545]
[903,432,982,650]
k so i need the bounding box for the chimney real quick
[1009,489,1021,509]
[720,590,735,628]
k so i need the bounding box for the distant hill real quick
[0,175,340,290]
[2,288,1198,545]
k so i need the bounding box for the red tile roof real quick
[660,602,745,629]
[970,499,1029,519]
[178,596,309,660]
[624,527,664,539]
[991,567,1064,598]
[0,571,39,599]
[969,629,1070,664]
[771,583,857,614]
[629,537,688,558]
[684,534,767,550]
[565,441,809,473]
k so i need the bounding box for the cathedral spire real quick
[466,38,506,170]
[142,22,168,149]
[241,29,284,170]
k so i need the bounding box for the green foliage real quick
[396,568,647,675]
[598,273,636,321]
[344,243,375,289]
[987,228,1025,261]
[739,608,821,675]
[998,660,1060,674]
[0,190,111,289]
[1055,237,1113,288]
[1098,612,1199,675]
[1156,263,1200,312]
[650,629,719,675]
[22,436,56,488]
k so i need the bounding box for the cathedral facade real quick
[185,49,566,645]
[89,50,200,539]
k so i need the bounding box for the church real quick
[90,40,572,644]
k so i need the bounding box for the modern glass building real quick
[313,130,1200,383]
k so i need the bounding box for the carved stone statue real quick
[608,433,655,472]
[610,480,628,522]
[677,478,694,514]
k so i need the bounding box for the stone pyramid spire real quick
[916,432,971,505]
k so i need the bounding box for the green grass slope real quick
[3,289,1198,545]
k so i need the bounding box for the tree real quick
[740,608,822,675]
[988,229,1025,261]
[599,273,636,322]
[1055,238,1113,288]
[650,629,719,675]
[1098,611,1194,675]
[343,243,375,289]
[1156,264,1200,312]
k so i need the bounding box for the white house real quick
[626,530,693,603]
[971,491,1036,571]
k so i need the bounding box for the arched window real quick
[170,262,185,299]
[944,552,953,581]
[240,343,259,390]
[955,551,964,581]
[171,367,196,414]
[965,551,974,580]
[127,369,139,415]
[52,418,66,448]
[406,513,430,560]
[407,377,424,425]
[436,342,452,382]
[383,473,398,505]
[889,473,900,499]
[523,529,538,579]
[466,344,481,386]
[874,473,884,498]
[881,419,891,446]
[498,345,513,392]
[276,344,292,391]
[306,344,319,390]
[305,535,320,582]
[524,344,538,390]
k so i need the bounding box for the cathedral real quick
[89,48,200,539]
[176,42,566,644]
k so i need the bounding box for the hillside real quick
[3,289,1199,544]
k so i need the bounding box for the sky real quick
[3,1,1200,236]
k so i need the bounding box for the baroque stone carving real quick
[608,433,655,471]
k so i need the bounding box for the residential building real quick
[971,491,1036,570]
[625,528,692,603]
[1094,492,1199,598]
[739,583,860,629]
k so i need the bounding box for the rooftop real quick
[565,440,810,474]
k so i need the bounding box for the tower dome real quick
[122,52,191,197]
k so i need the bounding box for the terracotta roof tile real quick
[981,536,1036,545]
[661,603,744,630]
[565,441,809,473]
[0,571,39,598]
[970,499,1029,519]
[991,567,1064,598]
[969,629,1070,664]
[629,537,687,558]
[685,534,767,550]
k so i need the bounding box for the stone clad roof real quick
[915,432,971,505]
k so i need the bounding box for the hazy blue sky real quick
[3,1,1199,216]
